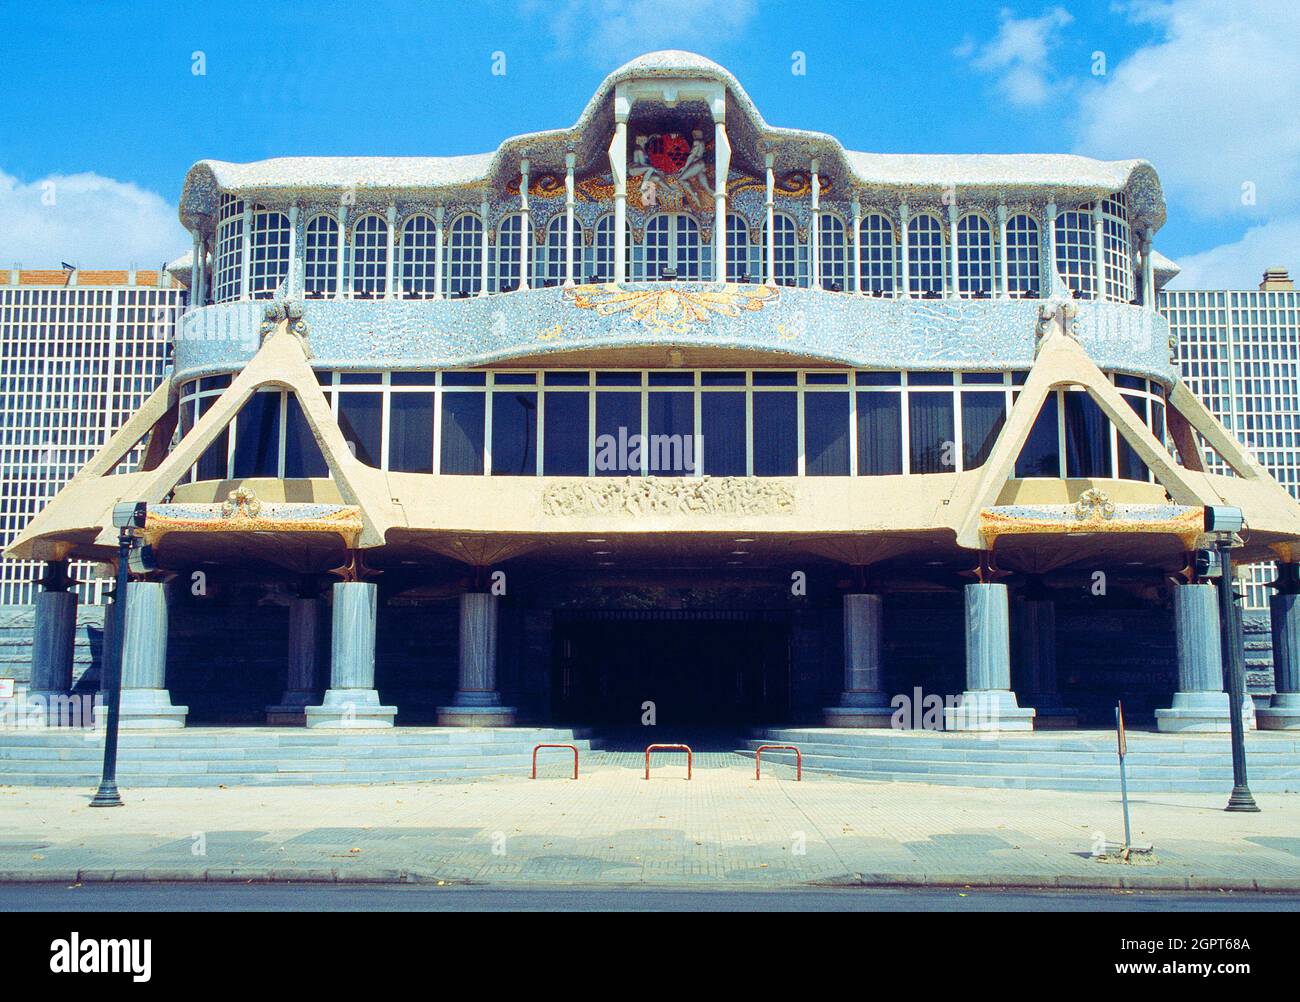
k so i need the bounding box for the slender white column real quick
[1044,201,1057,293]
[1092,200,1106,300]
[944,583,1035,731]
[437,593,518,726]
[810,158,821,289]
[190,228,206,308]
[433,203,445,300]
[898,201,911,298]
[239,203,252,301]
[1141,226,1155,307]
[478,197,490,297]
[823,594,892,727]
[996,202,1009,299]
[609,107,629,284]
[286,204,300,299]
[851,195,862,295]
[564,152,576,288]
[334,201,348,301]
[764,152,776,287]
[518,158,530,292]
[947,202,960,298]
[117,581,188,729]
[1156,583,1231,732]
[712,100,730,282]
[306,582,396,729]
[384,204,397,299]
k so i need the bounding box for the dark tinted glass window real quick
[491,391,537,475]
[700,392,746,475]
[856,393,902,475]
[752,392,797,476]
[285,394,328,478]
[1064,391,1112,478]
[233,392,280,478]
[388,393,434,474]
[804,392,850,475]
[441,392,485,475]
[908,392,954,474]
[543,392,589,475]
[1015,396,1061,478]
[337,393,382,468]
[961,392,1006,470]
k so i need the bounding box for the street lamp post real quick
[90,502,147,808]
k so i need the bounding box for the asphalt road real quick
[3,882,1298,911]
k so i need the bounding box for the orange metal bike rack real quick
[531,743,579,780]
[754,744,802,781]
[644,743,693,780]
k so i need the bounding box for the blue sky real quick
[1,0,1295,287]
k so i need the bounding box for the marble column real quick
[1156,582,1231,732]
[438,593,517,726]
[28,575,78,725]
[305,582,395,728]
[116,581,188,729]
[266,597,321,725]
[1014,597,1077,727]
[823,594,892,727]
[1260,584,1300,729]
[944,583,1035,731]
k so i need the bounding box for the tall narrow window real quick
[212,194,244,304]
[1005,214,1040,299]
[249,208,290,299]
[232,390,281,478]
[350,214,388,298]
[858,213,896,295]
[1015,395,1061,478]
[908,382,955,473]
[642,214,702,281]
[495,213,524,292]
[955,215,993,298]
[1055,206,1096,300]
[819,214,848,291]
[907,214,945,296]
[400,215,437,298]
[303,214,339,298]
[961,391,1006,468]
[762,212,798,287]
[856,392,902,475]
[447,214,483,296]
[1100,192,1132,304]
[590,214,630,283]
[725,213,752,282]
[540,215,566,287]
[1063,390,1112,477]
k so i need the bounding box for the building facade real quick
[7,52,1300,737]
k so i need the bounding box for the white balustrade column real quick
[385,204,397,299]
[997,202,1009,299]
[518,157,530,291]
[1045,201,1058,291]
[810,158,821,289]
[764,152,776,287]
[851,195,862,295]
[334,201,348,301]
[712,100,730,282]
[433,204,445,300]
[564,152,576,288]
[610,96,629,283]
[1093,201,1106,301]
[286,204,300,299]
[1141,226,1155,307]
[478,198,490,298]
[947,201,959,298]
[239,203,252,301]
[898,202,911,298]
[190,228,206,307]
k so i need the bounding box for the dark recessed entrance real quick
[552,611,790,727]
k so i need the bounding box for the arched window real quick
[725,213,752,282]
[955,214,993,298]
[907,214,945,296]
[642,213,702,281]
[540,215,566,287]
[1100,192,1132,304]
[350,214,388,298]
[212,193,244,303]
[1005,214,1040,299]
[249,207,290,299]
[858,213,896,295]
[1054,205,1096,300]
[400,215,436,298]
[447,213,483,296]
[590,214,630,283]
[762,212,798,287]
[819,214,848,291]
[304,214,339,298]
[495,213,526,292]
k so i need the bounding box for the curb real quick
[0,868,1294,892]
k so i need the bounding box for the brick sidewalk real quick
[2,756,1298,890]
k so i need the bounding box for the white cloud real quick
[1073,0,1300,220]
[0,168,188,271]
[959,6,1074,107]
[1165,214,1300,290]
[533,0,756,66]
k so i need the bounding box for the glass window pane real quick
[388,392,434,474]
[1064,391,1112,477]
[233,391,281,478]
[284,395,328,478]
[1117,394,1149,481]
[595,392,642,475]
[337,393,381,468]
[543,392,589,475]
[701,392,746,475]
[440,392,485,475]
[961,391,1006,470]
[647,391,696,474]
[753,392,797,476]
[195,395,229,481]
[856,393,902,475]
[1015,396,1061,478]
[804,392,850,475]
[491,390,537,476]
[908,392,955,474]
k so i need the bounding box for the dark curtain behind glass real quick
[856,393,902,475]
[804,392,850,475]
[1064,391,1111,478]
[543,392,589,475]
[337,393,382,468]
[441,391,485,475]
[595,392,642,475]
[700,392,746,475]
[647,391,695,474]
[1015,395,1060,477]
[195,395,230,481]
[388,392,434,474]
[1116,394,1149,481]
[284,394,329,478]
[232,391,280,478]
[961,392,1006,470]
[492,391,537,475]
[752,392,797,476]
[908,392,954,474]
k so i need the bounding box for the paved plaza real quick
[1,751,1298,891]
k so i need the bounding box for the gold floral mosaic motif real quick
[1073,488,1116,521]
[221,487,263,519]
[562,283,779,333]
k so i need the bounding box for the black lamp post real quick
[90,501,147,808]
[1204,505,1260,812]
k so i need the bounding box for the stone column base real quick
[822,705,895,728]
[436,705,518,727]
[1026,706,1079,729]
[942,690,1036,732]
[1258,693,1300,730]
[1155,691,1231,733]
[265,691,315,726]
[110,689,188,730]
[304,688,396,729]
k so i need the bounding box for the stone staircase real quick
[748,727,1300,794]
[0,726,595,787]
